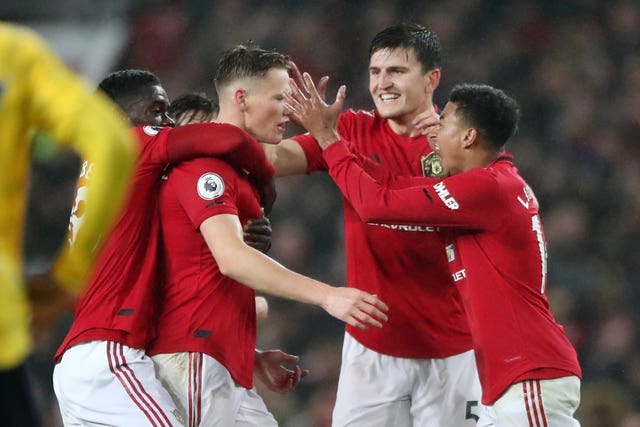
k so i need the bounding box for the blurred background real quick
[3,0,639,426]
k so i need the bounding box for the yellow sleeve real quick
[14,26,138,292]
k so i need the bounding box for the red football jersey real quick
[147,157,262,389]
[56,123,266,362]
[323,143,582,404]
[293,109,472,358]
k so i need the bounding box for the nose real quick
[162,112,175,127]
[378,71,393,89]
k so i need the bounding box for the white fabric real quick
[53,341,184,426]
[332,333,484,427]
[152,352,277,427]
[478,376,581,427]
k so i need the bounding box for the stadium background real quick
[2,0,639,425]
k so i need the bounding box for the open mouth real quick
[379,93,400,103]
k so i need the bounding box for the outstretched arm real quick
[200,214,388,330]
[284,71,487,229]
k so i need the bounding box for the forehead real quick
[129,84,169,108]
[369,47,419,68]
[145,84,169,103]
[441,102,459,120]
[250,68,290,93]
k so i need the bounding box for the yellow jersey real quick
[0,22,137,369]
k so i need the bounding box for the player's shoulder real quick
[132,125,172,146]
[174,155,237,178]
[341,108,379,122]
[338,109,382,135]
[134,125,171,138]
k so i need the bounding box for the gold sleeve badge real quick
[421,152,444,177]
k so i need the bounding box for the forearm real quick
[215,240,331,308]
[262,138,310,177]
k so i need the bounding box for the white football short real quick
[152,352,277,427]
[332,332,484,427]
[53,341,184,426]
[478,376,581,427]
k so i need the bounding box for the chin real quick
[376,106,402,119]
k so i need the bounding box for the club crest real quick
[421,152,444,177]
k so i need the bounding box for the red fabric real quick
[166,122,274,180]
[323,143,582,404]
[56,126,174,361]
[147,157,262,389]
[55,123,269,363]
[293,109,473,358]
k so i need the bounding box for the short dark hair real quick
[98,69,161,107]
[449,84,520,149]
[214,41,290,92]
[168,93,219,120]
[369,22,441,72]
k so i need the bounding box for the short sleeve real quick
[169,158,240,229]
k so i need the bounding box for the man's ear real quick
[425,68,441,93]
[234,89,248,111]
[462,127,478,148]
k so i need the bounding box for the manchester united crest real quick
[421,152,444,177]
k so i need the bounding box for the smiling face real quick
[241,68,291,144]
[430,102,470,176]
[369,47,437,125]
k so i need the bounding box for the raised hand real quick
[322,287,389,330]
[254,349,310,394]
[411,109,441,136]
[284,71,346,150]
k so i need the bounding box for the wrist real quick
[314,129,341,150]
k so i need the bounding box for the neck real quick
[463,149,504,172]
[215,108,244,130]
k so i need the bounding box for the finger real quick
[291,366,302,385]
[365,293,389,312]
[303,72,322,103]
[287,79,308,103]
[289,61,309,94]
[362,313,383,329]
[353,309,383,329]
[243,228,272,238]
[278,352,300,363]
[366,305,389,323]
[247,216,271,227]
[244,235,271,245]
[317,76,329,99]
[356,300,389,323]
[334,85,346,109]
[300,369,310,378]
[284,89,304,110]
[244,221,272,231]
[347,315,368,330]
